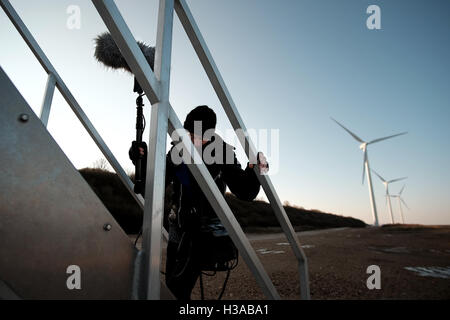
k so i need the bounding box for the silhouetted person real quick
[129,105,268,300]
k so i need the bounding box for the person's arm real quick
[164,145,176,187]
[222,149,266,201]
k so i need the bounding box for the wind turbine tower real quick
[390,185,409,224]
[371,170,407,224]
[331,118,407,226]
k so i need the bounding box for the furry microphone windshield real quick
[94,32,155,73]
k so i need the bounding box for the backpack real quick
[194,218,238,272]
[172,164,238,273]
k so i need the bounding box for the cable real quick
[217,268,231,300]
[200,273,204,300]
[134,228,143,247]
[230,252,239,270]
[139,227,239,300]
[142,113,146,132]
[198,254,238,300]
[173,233,193,279]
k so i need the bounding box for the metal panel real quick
[174,0,310,299]
[0,67,135,299]
[92,0,280,299]
[39,73,55,127]
[141,0,174,300]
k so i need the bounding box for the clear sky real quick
[1,0,449,225]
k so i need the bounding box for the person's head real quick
[183,105,217,146]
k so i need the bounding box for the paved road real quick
[246,227,349,241]
[192,225,450,300]
[132,225,450,300]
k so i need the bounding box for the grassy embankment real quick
[79,168,366,234]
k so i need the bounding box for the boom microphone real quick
[94,32,154,196]
[94,32,155,73]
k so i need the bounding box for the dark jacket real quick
[167,134,260,242]
[131,134,261,242]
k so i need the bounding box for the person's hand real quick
[249,152,269,174]
[129,141,147,162]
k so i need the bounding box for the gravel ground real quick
[133,225,450,300]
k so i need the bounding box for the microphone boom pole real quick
[134,78,145,195]
[94,32,155,195]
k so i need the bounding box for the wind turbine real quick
[390,185,409,224]
[331,118,407,226]
[371,170,407,224]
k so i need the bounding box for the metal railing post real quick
[40,73,56,127]
[140,0,174,300]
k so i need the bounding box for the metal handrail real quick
[174,0,310,299]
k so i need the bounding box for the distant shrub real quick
[226,193,366,230]
[79,168,142,233]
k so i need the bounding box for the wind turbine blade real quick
[362,151,367,184]
[331,118,365,143]
[400,197,410,210]
[371,169,386,182]
[399,184,406,195]
[388,177,408,184]
[368,132,408,145]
